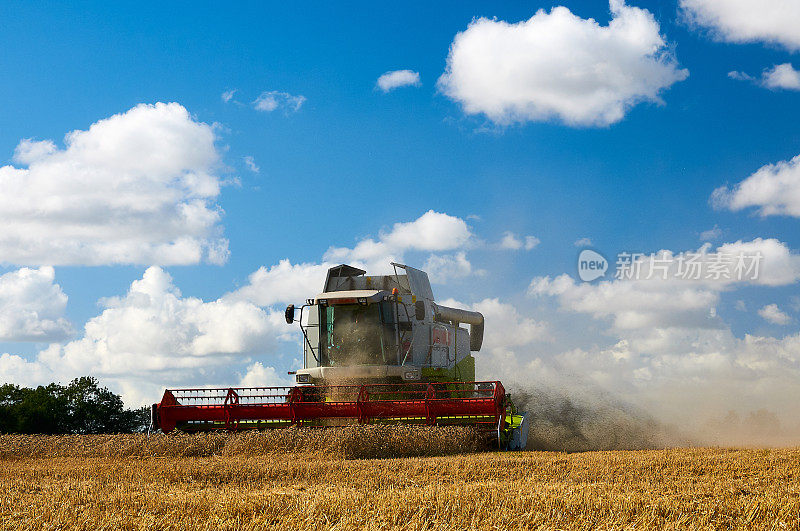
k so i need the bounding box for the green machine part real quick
[499,399,529,450]
[420,355,475,383]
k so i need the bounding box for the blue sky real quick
[1,1,799,434]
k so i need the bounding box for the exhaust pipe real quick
[431,303,484,351]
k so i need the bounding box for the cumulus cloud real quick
[762,63,800,90]
[13,138,56,165]
[680,0,800,51]
[472,298,550,349]
[2,267,288,405]
[530,272,722,334]
[227,259,332,307]
[712,154,800,217]
[499,232,540,250]
[253,91,306,113]
[0,102,229,266]
[424,252,474,283]
[0,267,72,342]
[239,361,292,388]
[759,303,791,325]
[324,210,473,272]
[525,236,541,250]
[438,0,688,126]
[729,63,800,91]
[376,70,421,92]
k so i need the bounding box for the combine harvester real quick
[152,263,528,449]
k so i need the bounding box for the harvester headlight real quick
[403,371,420,380]
[296,374,311,384]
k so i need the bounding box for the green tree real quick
[0,377,150,434]
[62,377,147,433]
[0,383,69,434]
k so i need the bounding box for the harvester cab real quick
[151,263,528,450]
[285,263,483,386]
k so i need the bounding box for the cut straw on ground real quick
[0,425,483,460]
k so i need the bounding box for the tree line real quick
[0,376,149,434]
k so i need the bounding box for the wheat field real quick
[1,430,798,530]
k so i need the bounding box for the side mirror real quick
[285,304,295,324]
[415,300,426,320]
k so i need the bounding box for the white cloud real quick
[239,362,292,388]
[728,70,754,82]
[762,63,800,90]
[499,232,540,250]
[221,89,237,103]
[0,352,53,387]
[243,155,260,173]
[729,63,800,91]
[424,252,474,283]
[699,225,722,241]
[0,267,72,342]
[376,70,421,92]
[438,0,688,126]
[712,154,800,217]
[13,139,56,165]
[735,299,747,311]
[253,91,306,113]
[499,232,522,250]
[0,102,228,266]
[525,236,541,250]
[680,0,800,51]
[324,210,473,272]
[1,267,288,405]
[380,210,472,251]
[227,259,332,307]
[530,272,722,333]
[574,237,593,247]
[472,298,550,349]
[759,303,791,325]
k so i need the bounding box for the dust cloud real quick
[509,387,691,452]
[509,385,800,451]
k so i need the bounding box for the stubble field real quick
[1,429,798,530]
